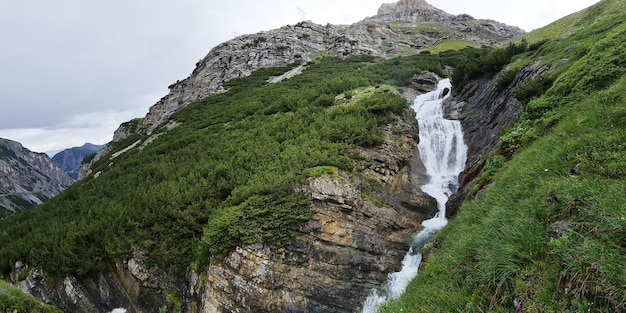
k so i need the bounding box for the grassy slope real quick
[0,279,62,313]
[380,0,626,312]
[0,52,472,279]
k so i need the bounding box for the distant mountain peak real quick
[381,0,436,13]
[52,143,104,179]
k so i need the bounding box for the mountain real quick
[0,138,74,214]
[3,0,625,312]
[79,0,522,180]
[51,143,103,179]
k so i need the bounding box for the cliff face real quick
[0,138,74,213]
[445,58,554,217]
[195,107,437,312]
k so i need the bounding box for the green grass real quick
[390,22,454,37]
[428,39,478,54]
[378,1,626,311]
[0,279,62,313]
[380,75,626,313]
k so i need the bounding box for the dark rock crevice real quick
[445,58,554,217]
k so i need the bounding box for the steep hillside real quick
[380,0,626,311]
[52,143,103,179]
[0,138,74,214]
[0,51,476,312]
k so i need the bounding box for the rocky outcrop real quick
[445,58,554,217]
[196,108,437,313]
[366,0,525,47]
[375,0,452,23]
[13,250,189,313]
[0,138,74,213]
[51,143,103,179]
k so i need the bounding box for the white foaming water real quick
[110,309,127,313]
[362,79,467,313]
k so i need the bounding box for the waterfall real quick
[361,79,467,312]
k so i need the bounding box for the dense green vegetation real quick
[380,0,626,311]
[428,39,478,54]
[0,279,62,313]
[0,51,471,279]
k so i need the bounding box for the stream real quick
[361,79,468,312]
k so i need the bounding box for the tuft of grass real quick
[0,279,62,313]
[304,166,339,178]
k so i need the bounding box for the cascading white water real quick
[361,79,467,313]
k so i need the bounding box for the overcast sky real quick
[0,0,600,155]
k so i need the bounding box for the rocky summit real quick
[0,138,74,214]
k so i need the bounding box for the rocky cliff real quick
[194,104,439,312]
[0,138,74,214]
[51,143,103,179]
[371,0,523,43]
